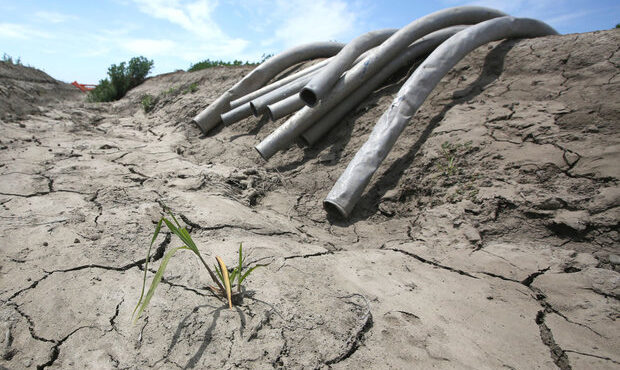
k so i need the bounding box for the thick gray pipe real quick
[192,41,344,133]
[255,6,506,160]
[230,58,331,109]
[300,28,398,107]
[301,26,467,145]
[267,95,306,121]
[324,17,558,218]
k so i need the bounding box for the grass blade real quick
[133,246,190,323]
[132,218,163,319]
[216,256,233,309]
[238,264,266,285]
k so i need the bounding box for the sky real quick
[1,0,618,84]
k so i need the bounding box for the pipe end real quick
[299,87,318,107]
[323,199,349,219]
[249,102,259,117]
[266,107,275,121]
[254,145,270,161]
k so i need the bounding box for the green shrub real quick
[141,94,156,113]
[187,58,257,72]
[88,56,154,102]
[183,82,198,94]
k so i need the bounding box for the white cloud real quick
[272,0,359,47]
[0,23,51,39]
[131,0,225,39]
[122,38,177,55]
[34,11,77,23]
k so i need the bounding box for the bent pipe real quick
[192,41,344,133]
[255,6,506,160]
[267,94,306,121]
[230,57,332,110]
[301,26,467,145]
[300,28,398,107]
[324,16,558,218]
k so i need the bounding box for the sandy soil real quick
[1,29,619,369]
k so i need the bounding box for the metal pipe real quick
[324,17,558,218]
[221,103,253,126]
[267,95,306,121]
[230,58,331,109]
[255,6,506,160]
[299,28,398,107]
[301,26,467,145]
[249,71,317,116]
[192,41,344,133]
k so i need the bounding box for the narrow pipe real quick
[230,58,331,109]
[267,95,306,121]
[324,17,558,218]
[221,103,253,126]
[300,28,398,107]
[249,46,376,118]
[301,26,467,145]
[255,6,506,160]
[192,41,344,133]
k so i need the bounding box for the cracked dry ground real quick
[1,30,619,369]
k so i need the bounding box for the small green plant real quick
[141,94,156,113]
[88,56,154,102]
[183,82,198,94]
[2,53,21,65]
[437,141,472,176]
[132,209,264,323]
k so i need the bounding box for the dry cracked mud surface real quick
[1,29,619,369]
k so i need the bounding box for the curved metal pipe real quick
[267,95,306,121]
[255,6,506,159]
[230,57,331,109]
[324,17,558,218]
[192,41,344,133]
[300,28,398,107]
[301,26,467,145]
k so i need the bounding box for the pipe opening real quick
[323,199,348,219]
[300,87,318,107]
[249,102,259,117]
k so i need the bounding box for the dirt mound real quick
[0,61,83,121]
[1,29,618,369]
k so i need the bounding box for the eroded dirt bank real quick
[1,29,619,369]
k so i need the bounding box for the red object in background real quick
[71,81,97,92]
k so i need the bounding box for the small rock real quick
[461,224,481,243]
[74,238,80,244]
[381,189,399,201]
[42,242,48,246]
[584,124,599,133]
[609,254,620,265]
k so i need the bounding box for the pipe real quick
[192,41,344,133]
[230,57,331,109]
[250,71,318,117]
[324,16,558,218]
[249,45,378,118]
[221,103,253,126]
[300,28,398,107]
[267,95,306,121]
[301,26,467,145]
[255,6,506,159]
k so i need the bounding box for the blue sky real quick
[1,0,618,83]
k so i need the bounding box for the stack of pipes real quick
[192,6,558,219]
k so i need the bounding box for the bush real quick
[2,53,22,65]
[187,58,256,72]
[88,56,154,102]
[141,94,156,113]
